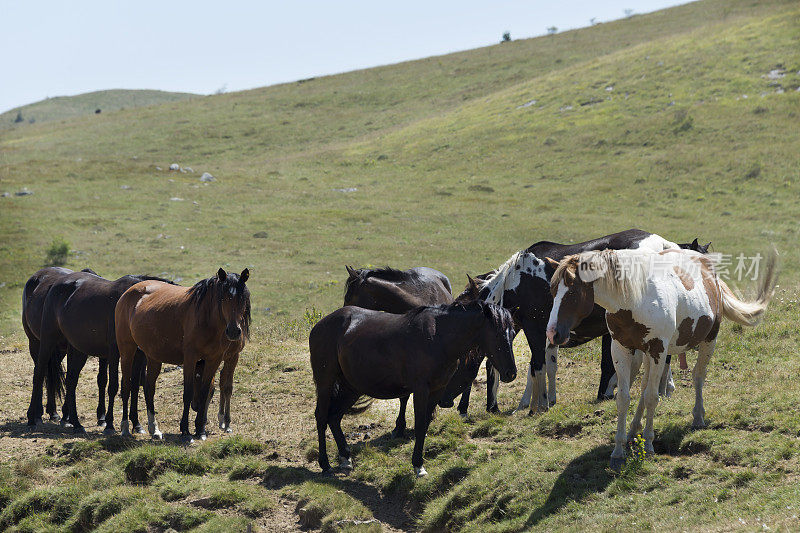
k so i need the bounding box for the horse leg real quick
[27,336,60,427]
[180,360,197,444]
[411,388,432,476]
[545,344,558,407]
[486,361,499,413]
[328,388,360,470]
[692,339,716,429]
[658,354,673,397]
[642,344,668,456]
[392,395,409,438]
[64,347,88,434]
[628,353,650,441]
[597,334,616,400]
[144,358,163,440]
[103,343,121,435]
[457,385,471,418]
[314,386,333,474]
[194,360,219,441]
[524,323,548,415]
[130,350,147,434]
[514,362,533,413]
[218,353,239,433]
[96,357,108,427]
[609,340,633,471]
[28,335,57,423]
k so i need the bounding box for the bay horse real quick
[546,247,776,469]
[309,301,517,477]
[115,268,250,443]
[451,229,710,414]
[22,267,98,423]
[344,265,472,433]
[23,268,169,432]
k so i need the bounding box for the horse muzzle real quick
[225,323,242,341]
[501,368,517,383]
[546,325,570,346]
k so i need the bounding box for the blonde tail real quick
[720,247,778,327]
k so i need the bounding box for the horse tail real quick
[719,248,778,327]
[47,349,66,401]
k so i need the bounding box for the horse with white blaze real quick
[545,247,777,470]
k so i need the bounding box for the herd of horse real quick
[19,228,776,476]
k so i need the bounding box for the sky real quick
[0,0,691,114]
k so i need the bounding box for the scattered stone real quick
[15,188,33,196]
[775,87,784,94]
[169,163,180,171]
[656,61,664,66]
[1,192,9,197]
[120,185,132,190]
[559,105,573,112]
[517,99,537,109]
[184,167,194,173]
[765,69,786,80]
[155,166,162,171]
[170,197,183,202]
[192,201,199,206]
[333,187,357,193]
[668,101,676,106]
[605,86,614,92]
[200,172,215,182]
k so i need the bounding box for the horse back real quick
[22,267,76,340]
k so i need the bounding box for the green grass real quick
[0,89,197,130]
[1,0,799,530]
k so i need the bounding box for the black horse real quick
[24,269,172,432]
[22,267,105,424]
[344,266,459,436]
[449,229,710,414]
[309,301,517,476]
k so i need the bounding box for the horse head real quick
[215,268,251,341]
[475,302,517,383]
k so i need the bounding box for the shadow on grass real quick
[524,444,615,527]
[261,464,411,530]
[653,422,706,456]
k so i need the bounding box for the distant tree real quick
[547,26,558,35]
[590,17,597,25]
[502,32,511,43]
[14,111,23,123]
[215,84,227,95]
[95,108,101,114]
[624,8,634,18]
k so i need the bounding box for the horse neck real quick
[195,290,226,330]
[591,280,628,313]
[434,307,484,358]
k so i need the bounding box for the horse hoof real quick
[609,456,626,472]
[152,431,163,441]
[72,425,87,435]
[224,427,233,434]
[103,424,117,436]
[97,420,106,429]
[391,428,405,439]
[49,413,62,423]
[320,468,334,477]
[337,456,353,470]
[134,425,147,435]
[197,433,208,442]
[548,399,557,408]
[180,434,195,446]
[414,466,428,478]
[60,418,73,428]
[459,412,468,420]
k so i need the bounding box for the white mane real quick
[578,249,653,307]
[478,250,546,305]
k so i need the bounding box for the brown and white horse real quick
[546,248,776,470]
[115,268,250,443]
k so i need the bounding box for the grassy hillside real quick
[1,0,799,530]
[0,89,197,130]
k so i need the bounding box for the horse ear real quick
[544,257,560,269]
[240,268,249,283]
[466,274,478,291]
[705,242,712,251]
[217,268,227,281]
[346,265,357,278]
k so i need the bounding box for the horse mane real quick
[550,250,649,306]
[477,250,544,305]
[363,266,415,282]
[130,274,177,285]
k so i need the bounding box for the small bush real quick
[123,447,210,484]
[203,436,264,459]
[44,237,70,266]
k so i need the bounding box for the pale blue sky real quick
[0,1,691,113]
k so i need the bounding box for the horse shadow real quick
[261,464,411,531]
[523,444,616,527]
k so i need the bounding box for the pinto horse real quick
[23,268,169,432]
[115,268,250,443]
[451,229,709,414]
[309,301,517,477]
[546,247,776,469]
[344,266,456,435]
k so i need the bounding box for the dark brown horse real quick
[115,268,250,443]
[309,301,517,477]
[22,267,99,423]
[23,268,168,432]
[343,265,454,435]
